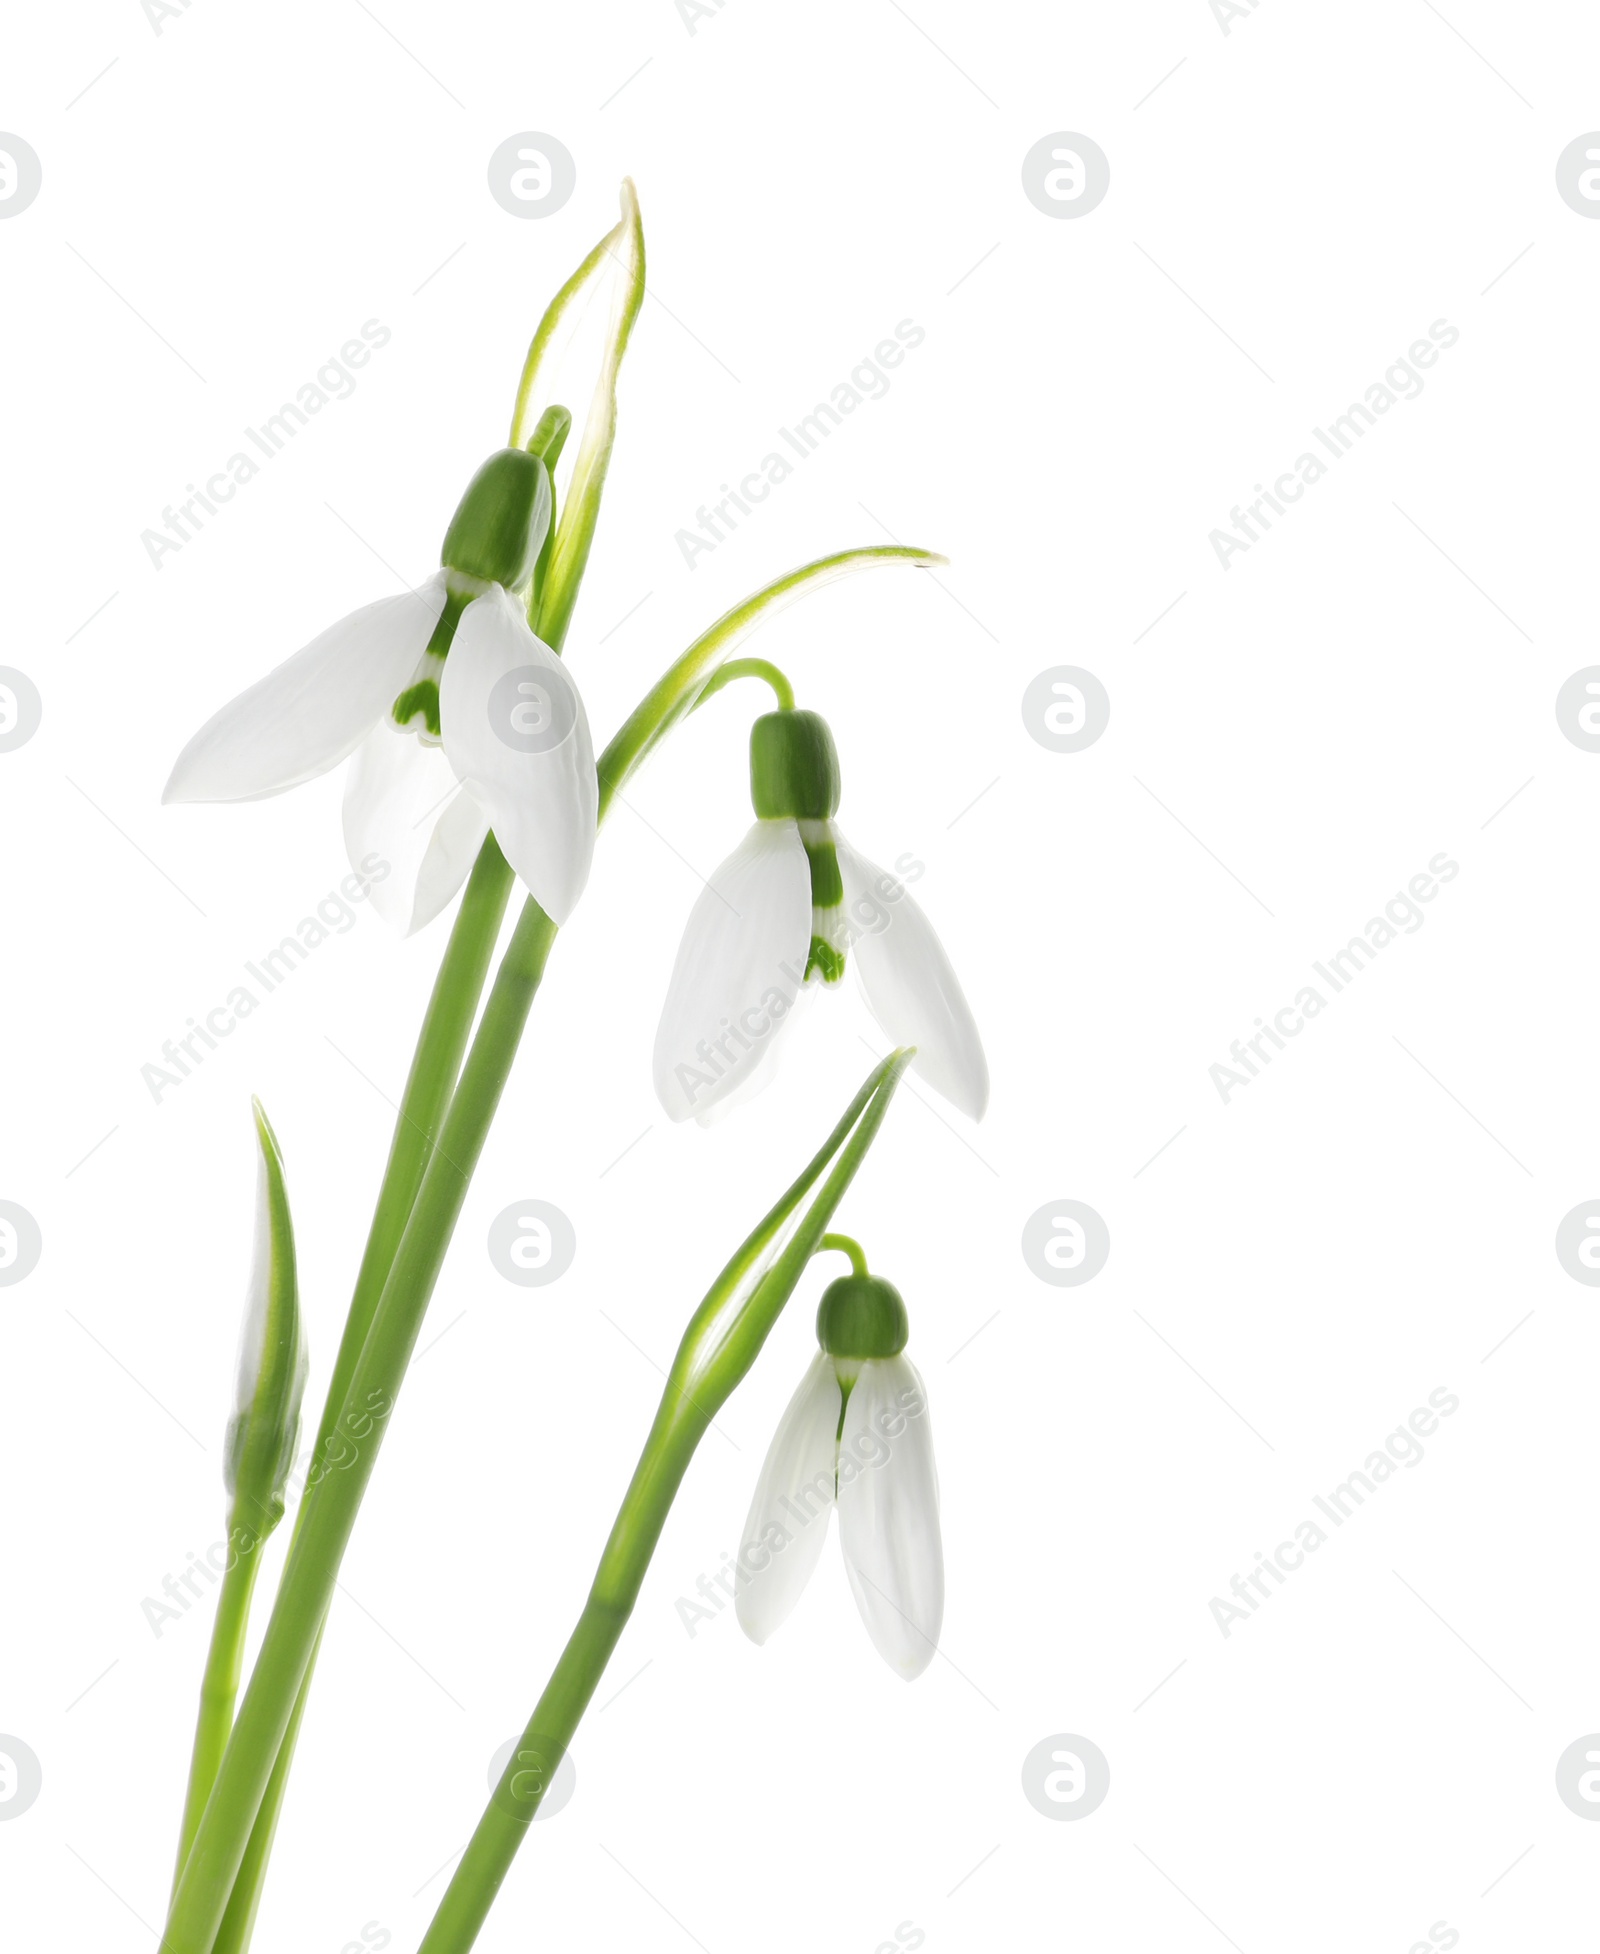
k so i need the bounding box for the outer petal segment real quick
[735,1352,843,1647]
[652,819,813,1123]
[342,723,489,936]
[836,1354,943,1679]
[836,835,990,1120]
[438,585,597,925]
[163,575,448,803]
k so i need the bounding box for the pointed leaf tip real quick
[224,1099,307,1535]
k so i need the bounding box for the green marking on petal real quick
[801,828,844,909]
[424,586,470,660]
[806,934,846,985]
[391,678,441,738]
[801,829,846,982]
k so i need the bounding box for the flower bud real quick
[440,448,553,591]
[816,1273,909,1360]
[749,709,840,821]
[224,1100,308,1533]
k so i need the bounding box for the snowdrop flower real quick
[654,707,987,1122]
[163,447,599,933]
[735,1256,941,1678]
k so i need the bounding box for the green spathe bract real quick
[171,1100,305,1904]
[224,1099,307,1535]
[439,449,553,593]
[509,179,646,649]
[816,1272,908,1359]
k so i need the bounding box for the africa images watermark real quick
[669,849,925,1112]
[675,0,737,31]
[141,0,204,33]
[1210,851,1458,1104]
[1207,319,1460,571]
[673,321,926,570]
[674,1371,928,1637]
[140,320,393,570]
[1209,0,1271,34]
[1210,1387,1460,1638]
[140,1389,392,1637]
[141,855,390,1103]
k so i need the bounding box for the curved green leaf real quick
[597,543,944,820]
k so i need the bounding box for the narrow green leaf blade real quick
[597,545,944,819]
[510,179,646,651]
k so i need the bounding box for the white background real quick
[3,1,1599,1949]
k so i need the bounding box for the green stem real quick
[416,1053,913,1953]
[596,545,940,818]
[181,431,638,1950]
[169,1538,263,1902]
[818,1231,869,1277]
[690,656,795,714]
[207,1650,310,1954]
[417,1595,623,1954]
[202,484,584,1948]
[161,844,519,1953]
[175,546,937,1951]
[317,835,514,1459]
[163,900,558,1954]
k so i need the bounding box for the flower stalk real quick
[199,836,516,1954]
[417,1050,915,1954]
[597,544,939,817]
[169,1103,305,1900]
[158,175,948,1954]
[170,1547,263,1905]
[163,896,560,1954]
[168,540,941,1954]
[161,189,651,1951]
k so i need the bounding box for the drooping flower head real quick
[654,703,988,1122]
[736,1254,942,1679]
[164,437,599,934]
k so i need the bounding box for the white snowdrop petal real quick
[438,586,597,925]
[735,1353,843,1646]
[342,724,488,936]
[409,779,494,934]
[689,985,817,1130]
[836,835,989,1120]
[163,575,448,804]
[836,1354,943,1679]
[652,820,814,1123]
